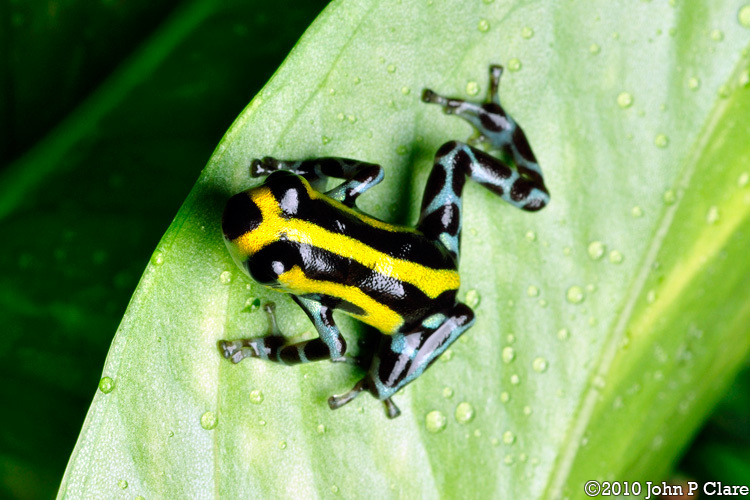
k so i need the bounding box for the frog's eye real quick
[223,192,262,241]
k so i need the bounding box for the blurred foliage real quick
[679,361,750,485]
[0,1,328,499]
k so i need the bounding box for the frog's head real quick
[222,171,310,288]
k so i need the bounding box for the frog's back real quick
[225,171,460,333]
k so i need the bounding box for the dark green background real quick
[0,1,747,499]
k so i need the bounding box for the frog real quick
[219,65,549,418]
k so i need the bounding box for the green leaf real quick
[58,0,750,498]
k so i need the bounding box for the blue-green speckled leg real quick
[328,302,475,418]
[418,65,549,262]
[219,299,348,365]
[251,156,383,208]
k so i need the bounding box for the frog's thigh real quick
[370,302,476,398]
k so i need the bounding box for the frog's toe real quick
[328,378,368,410]
[250,157,280,177]
[382,397,401,419]
[218,340,246,363]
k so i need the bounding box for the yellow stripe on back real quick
[234,186,460,299]
[278,266,404,333]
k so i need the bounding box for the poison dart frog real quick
[219,65,549,418]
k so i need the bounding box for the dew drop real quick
[717,84,731,99]
[442,349,453,362]
[740,70,750,88]
[589,43,601,54]
[687,77,701,90]
[523,405,532,416]
[500,391,511,403]
[353,76,361,84]
[502,430,516,445]
[710,29,724,41]
[609,250,624,264]
[663,189,677,204]
[478,19,490,32]
[279,441,287,449]
[538,299,548,308]
[337,112,345,121]
[455,402,475,424]
[532,357,549,373]
[443,386,454,399]
[738,172,749,187]
[616,92,633,108]
[219,270,232,285]
[396,145,408,155]
[243,297,261,313]
[521,26,534,39]
[347,114,357,123]
[249,389,264,404]
[387,64,396,73]
[654,133,669,148]
[316,424,326,434]
[401,86,411,95]
[465,289,481,308]
[508,58,522,72]
[527,285,539,297]
[150,250,165,266]
[322,135,331,145]
[557,328,570,340]
[706,206,720,224]
[503,454,515,465]
[587,241,605,260]
[465,81,480,96]
[740,5,750,27]
[631,205,644,217]
[510,374,521,385]
[200,411,218,430]
[259,419,266,426]
[118,479,128,489]
[646,290,657,303]
[425,410,448,432]
[135,496,145,500]
[98,376,115,394]
[502,346,516,364]
[525,230,536,241]
[566,286,585,304]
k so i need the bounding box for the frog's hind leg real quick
[421,65,549,224]
[251,156,383,208]
[329,303,475,418]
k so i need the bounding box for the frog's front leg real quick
[328,302,475,418]
[251,156,383,208]
[219,296,348,365]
